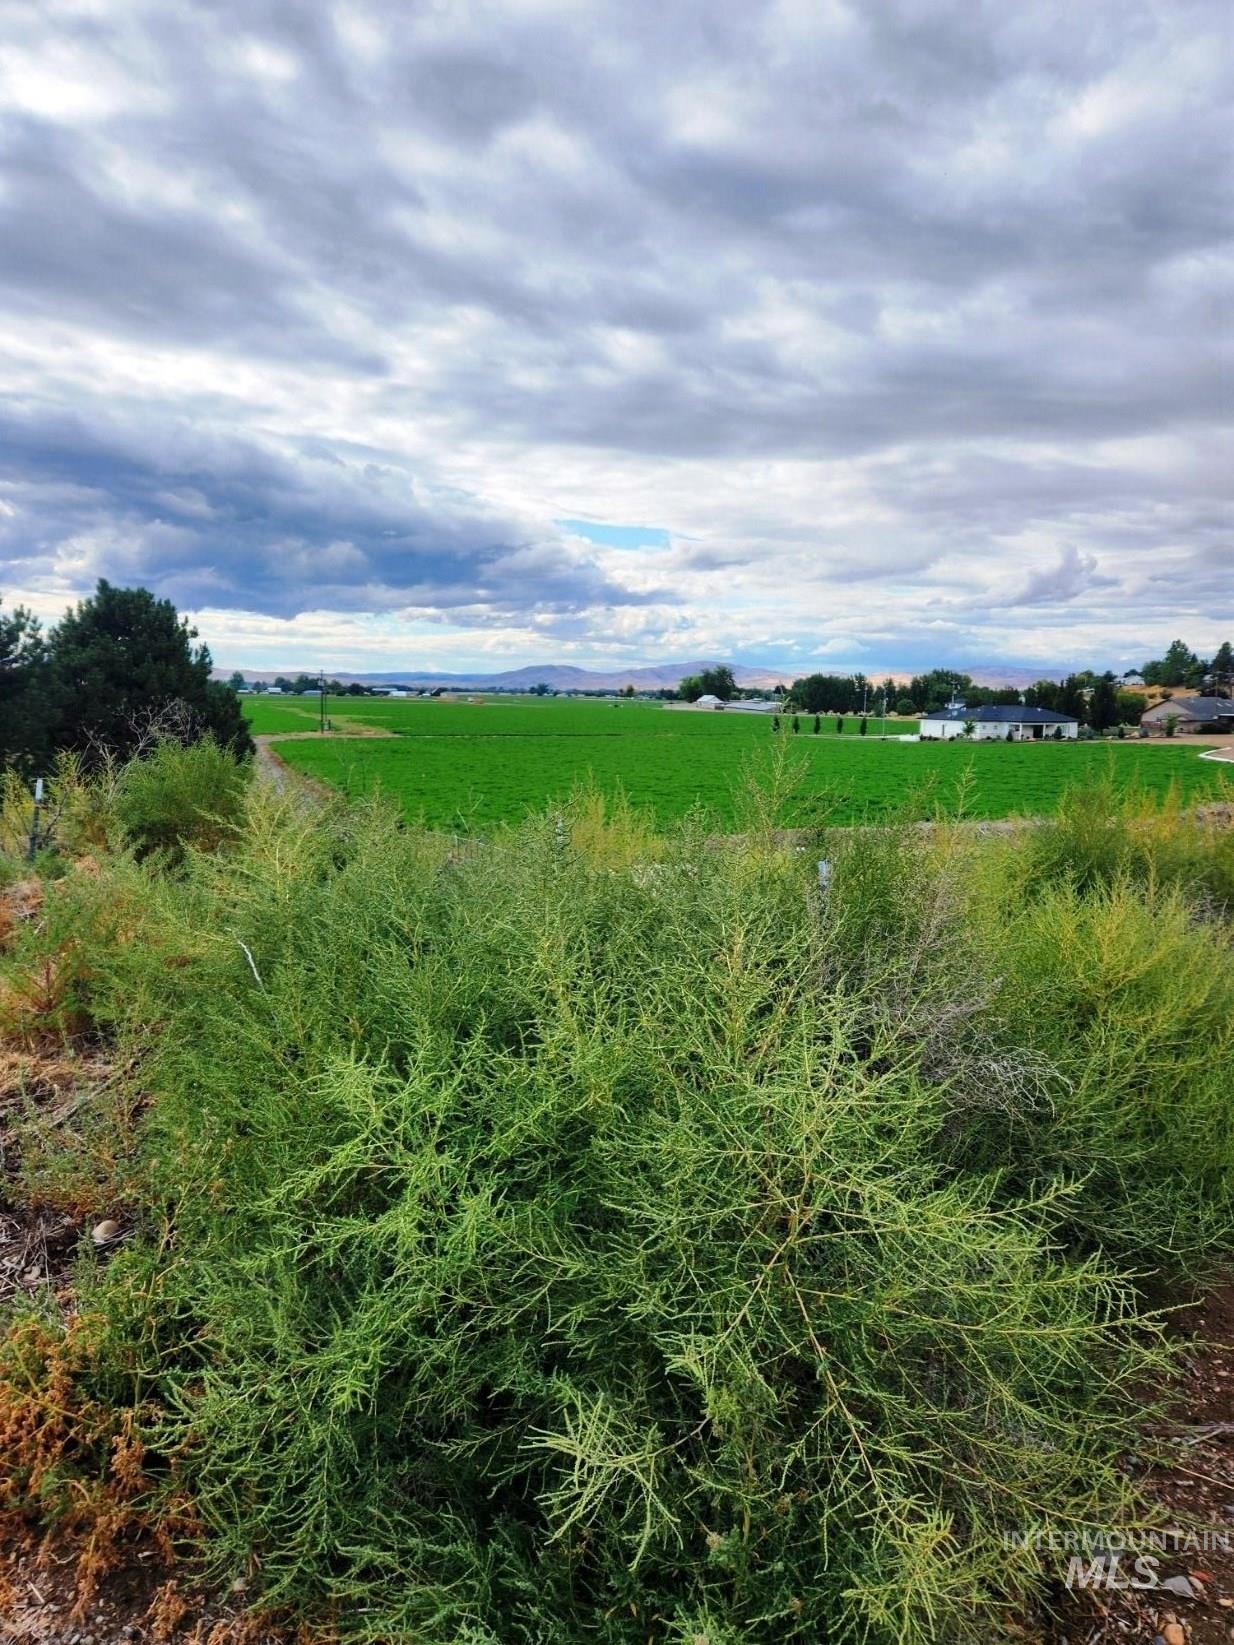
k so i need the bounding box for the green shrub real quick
[113,737,249,863]
[22,792,1182,1644]
[1025,777,1234,912]
[7,781,1233,1641]
[816,787,1234,1271]
[1,751,122,868]
[961,871,1234,1267]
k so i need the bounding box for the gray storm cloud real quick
[0,0,1229,664]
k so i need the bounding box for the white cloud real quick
[0,0,1229,674]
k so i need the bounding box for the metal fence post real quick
[27,776,44,862]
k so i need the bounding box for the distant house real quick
[694,693,725,709]
[1140,696,1234,734]
[919,704,1079,741]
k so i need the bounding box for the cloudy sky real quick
[0,0,1229,676]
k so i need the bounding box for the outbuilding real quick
[919,705,1079,741]
[694,693,725,709]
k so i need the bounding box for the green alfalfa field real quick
[244,694,1232,832]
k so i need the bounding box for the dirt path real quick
[251,732,295,789]
[252,727,394,794]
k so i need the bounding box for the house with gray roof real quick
[919,704,1079,741]
[1140,696,1234,734]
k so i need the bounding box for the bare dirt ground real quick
[0,1042,119,1312]
[265,723,394,740]
[706,801,1234,851]
[1041,1285,1234,1645]
[0,1556,279,1645]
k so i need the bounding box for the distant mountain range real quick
[217,659,1054,692]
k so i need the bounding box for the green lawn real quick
[252,697,1231,831]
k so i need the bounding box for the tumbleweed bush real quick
[812,784,1234,1274]
[15,780,1212,1644]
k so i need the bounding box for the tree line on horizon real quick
[228,671,392,697]
[680,640,1233,727]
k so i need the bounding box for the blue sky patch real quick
[557,520,670,550]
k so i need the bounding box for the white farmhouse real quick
[694,693,725,709]
[919,705,1079,741]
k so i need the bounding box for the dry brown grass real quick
[0,880,43,954]
[0,1313,200,1616]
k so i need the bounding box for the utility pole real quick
[319,670,326,734]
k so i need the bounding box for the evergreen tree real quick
[1210,641,1233,697]
[1025,679,1061,711]
[1088,674,1119,731]
[0,598,52,771]
[47,580,253,761]
[1057,675,1087,720]
[1143,639,1201,687]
